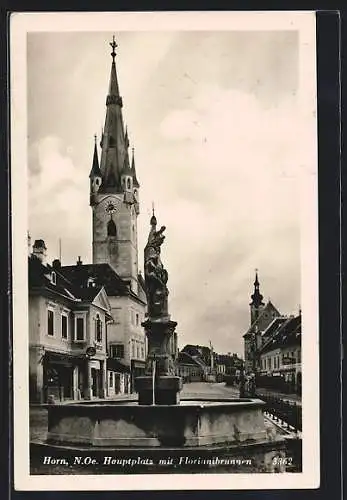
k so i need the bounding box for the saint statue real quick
[144,211,169,318]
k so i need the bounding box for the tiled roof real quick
[243,300,281,337]
[260,315,301,354]
[177,351,205,368]
[28,255,80,302]
[59,263,130,297]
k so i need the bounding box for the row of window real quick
[47,309,103,343]
[109,340,146,360]
[261,349,301,371]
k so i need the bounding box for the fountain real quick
[34,214,290,473]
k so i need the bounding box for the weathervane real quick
[110,35,118,62]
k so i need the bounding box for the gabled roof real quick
[177,351,206,369]
[59,263,146,305]
[28,257,114,315]
[59,263,129,297]
[28,255,80,302]
[260,315,301,354]
[262,316,288,338]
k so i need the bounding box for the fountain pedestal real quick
[135,318,182,405]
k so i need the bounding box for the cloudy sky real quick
[27,29,307,355]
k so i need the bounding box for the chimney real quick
[77,256,83,266]
[32,239,47,264]
[27,232,32,256]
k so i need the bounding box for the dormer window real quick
[51,271,56,285]
[87,277,96,287]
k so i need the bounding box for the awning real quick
[131,360,146,369]
[107,358,130,373]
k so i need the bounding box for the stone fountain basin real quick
[46,397,268,448]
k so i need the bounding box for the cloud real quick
[137,84,302,353]
[28,135,91,264]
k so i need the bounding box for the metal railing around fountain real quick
[256,393,302,432]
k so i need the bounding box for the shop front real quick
[130,359,146,393]
[42,351,83,403]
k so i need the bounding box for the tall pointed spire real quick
[125,126,129,148]
[131,147,140,187]
[99,36,128,193]
[89,135,101,178]
[250,269,264,307]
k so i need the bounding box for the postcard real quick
[11,10,319,490]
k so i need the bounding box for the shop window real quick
[75,317,85,341]
[61,314,68,339]
[110,344,124,358]
[109,372,113,388]
[47,309,54,336]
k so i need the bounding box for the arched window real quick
[51,271,56,285]
[107,219,117,237]
[95,314,102,343]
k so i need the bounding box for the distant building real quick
[176,351,206,382]
[258,314,302,394]
[243,271,281,373]
[178,345,243,383]
[242,271,302,394]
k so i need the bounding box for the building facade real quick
[258,314,302,394]
[242,272,302,394]
[28,241,112,403]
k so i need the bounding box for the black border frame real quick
[0,5,342,500]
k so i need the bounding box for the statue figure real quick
[144,211,169,318]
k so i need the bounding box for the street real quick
[181,381,240,398]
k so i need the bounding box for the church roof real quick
[89,138,102,178]
[243,300,281,338]
[131,148,140,188]
[99,39,130,194]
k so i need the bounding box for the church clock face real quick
[105,200,117,214]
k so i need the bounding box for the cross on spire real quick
[110,35,118,62]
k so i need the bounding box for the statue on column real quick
[144,210,169,319]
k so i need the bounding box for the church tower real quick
[90,37,140,292]
[249,270,265,324]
